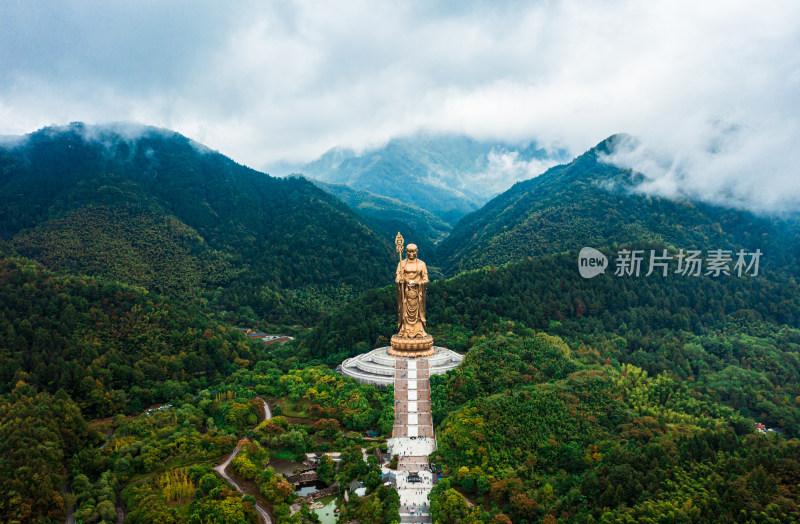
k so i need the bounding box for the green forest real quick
[301,246,800,433]
[0,314,396,523]
[311,180,452,258]
[292,239,800,521]
[429,331,800,522]
[0,124,395,326]
[0,255,263,416]
[1,125,799,523]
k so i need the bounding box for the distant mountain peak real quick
[296,131,569,225]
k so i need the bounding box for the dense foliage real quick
[90,387,263,524]
[252,366,395,434]
[226,441,308,522]
[122,464,260,524]
[429,330,800,523]
[3,124,800,523]
[0,355,393,523]
[0,267,396,523]
[0,382,89,523]
[0,123,395,324]
[340,483,401,524]
[312,179,451,258]
[0,255,267,417]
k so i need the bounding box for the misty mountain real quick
[308,179,450,259]
[437,135,800,275]
[0,122,395,324]
[297,132,568,226]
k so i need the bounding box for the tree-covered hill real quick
[0,254,268,417]
[428,331,800,522]
[0,123,395,324]
[3,124,799,523]
[298,132,565,226]
[437,135,800,277]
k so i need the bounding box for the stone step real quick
[400,512,432,520]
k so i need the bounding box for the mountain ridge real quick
[306,178,451,260]
[0,122,396,324]
[297,132,568,226]
[437,134,800,276]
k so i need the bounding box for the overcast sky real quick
[1,1,798,211]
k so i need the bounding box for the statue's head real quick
[406,244,418,260]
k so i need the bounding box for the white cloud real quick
[1,0,799,212]
[469,150,559,196]
[600,119,800,213]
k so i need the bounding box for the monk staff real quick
[395,232,404,262]
[395,232,405,331]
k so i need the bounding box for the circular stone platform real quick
[338,346,464,386]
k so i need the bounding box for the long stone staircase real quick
[390,358,435,523]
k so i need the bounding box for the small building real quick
[348,480,365,492]
[381,471,397,486]
[305,453,321,466]
[755,422,780,434]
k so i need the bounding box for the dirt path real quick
[258,396,272,421]
[213,398,274,524]
[63,485,75,524]
[70,398,276,524]
[115,493,125,524]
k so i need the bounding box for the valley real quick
[1,124,799,523]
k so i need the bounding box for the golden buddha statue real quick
[389,239,434,357]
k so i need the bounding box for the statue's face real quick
[407,248,417,260]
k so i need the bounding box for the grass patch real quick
[274,398,311,419]
[271,449,298,461]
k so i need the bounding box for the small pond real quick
[269,457,303,476]
[295,480,328,497]
[310,496,337,524]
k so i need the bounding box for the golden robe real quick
[395,258,429,338]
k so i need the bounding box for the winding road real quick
[64,486,75,524]
[258,397,272,421]
[213,397,274,524]
[67,398,275,524]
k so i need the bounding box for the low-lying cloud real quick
[600,119,800,214]
[470,150,561,197]
[1,0,799,213]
